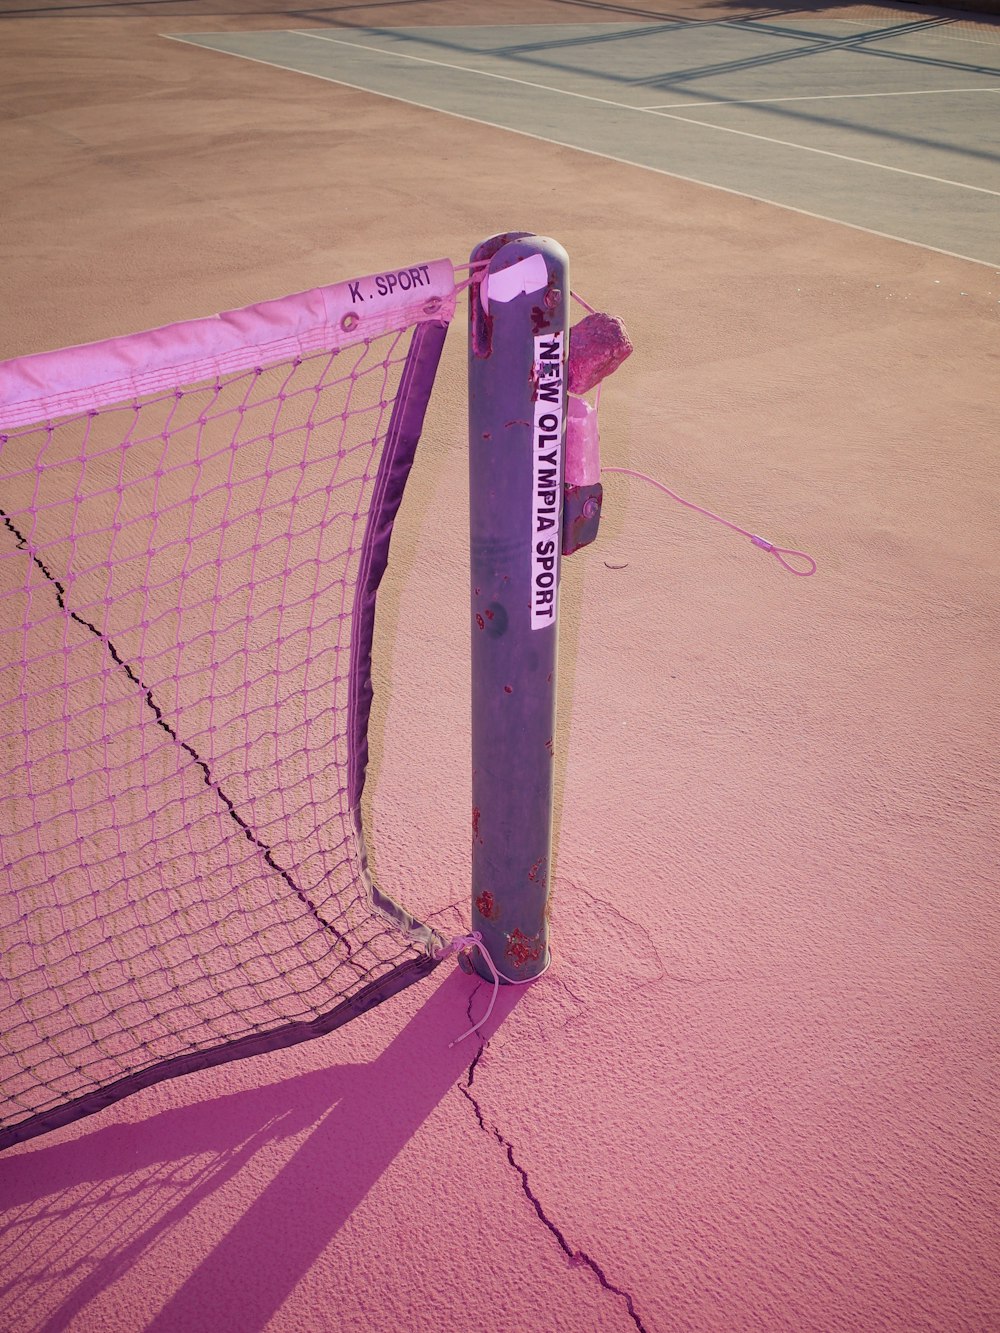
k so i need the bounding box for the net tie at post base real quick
[433,931,550,1047]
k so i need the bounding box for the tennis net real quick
[0,261,456,1150]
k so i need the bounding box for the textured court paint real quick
[1,3,999,1331]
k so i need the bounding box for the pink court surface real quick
[1,1,999,1331]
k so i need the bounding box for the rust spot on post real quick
[506,928,543,969]
[476,890,496,919]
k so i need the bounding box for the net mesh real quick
[0,273,454,1149]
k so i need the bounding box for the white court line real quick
[645,109,1000,197]
[164,34,999,270]
[295,31,1000,199]
[381,14,1000,51]
[291,29,713,109]
[644,87,1000,108]
[397,14,1000,49]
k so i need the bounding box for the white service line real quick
[163,33,999,269]
[644,86,1000,108]
[297,31,1000,199]
[646,108,1000,198]
[294,28,674,109]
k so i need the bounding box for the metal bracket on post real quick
[562,483,603,556]
[468,232,569,985]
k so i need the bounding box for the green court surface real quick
[173,18,1000,265]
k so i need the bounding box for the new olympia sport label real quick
[531,331,564,631]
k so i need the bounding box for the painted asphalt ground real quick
[2,6,999,1329]
[171,19,1000,267]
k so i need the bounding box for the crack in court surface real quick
[459,992,649,1333]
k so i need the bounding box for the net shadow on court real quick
[0,972,522,1333]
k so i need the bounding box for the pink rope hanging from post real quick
[602,466,817,577]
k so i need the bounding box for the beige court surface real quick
[1,3,999,1332]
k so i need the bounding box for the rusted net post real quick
[468,232,569,983]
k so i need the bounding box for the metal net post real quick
[468,233,569,983]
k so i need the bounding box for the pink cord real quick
[602,466,817,577]
[434,930,550,1046]
[569,283,815,578]
[571,289,598,315]
[454,262,487,300]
